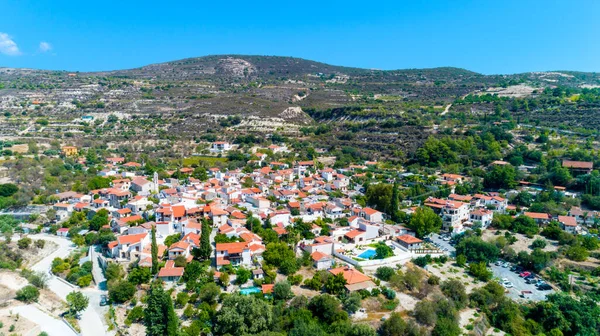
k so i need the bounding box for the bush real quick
[531,238,547,249]
[288,274,303,285]
[125,306,144,325]
[17,237,32,249]
[77,274,93,287]
[382,287,396,300]
[375,266,396,281]
[566,246,589,261]
[428,275,440,285]
[108,281,136,303]
[456,254,467,267]
[468,262,492,281]
[15,285,40,303]
[413,254,432,267]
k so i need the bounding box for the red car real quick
[519,271,531,277]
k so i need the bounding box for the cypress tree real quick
[390,180,401,222]
[199,218,212,260]
[151,225,158,275]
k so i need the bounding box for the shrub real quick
[108,281,136,303]
[17,237,32,249]
[382,287,396,300]
[125,306,144,325]
[375,266,395,281]
[531,238,547,249]
[15,285,39,303]
[428,275,440,285]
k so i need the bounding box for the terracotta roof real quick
[262,284,274,294]
[397,234,423,244]
[562,160,593,169]
[117,233,147,245]
[558,215,577,227]
[171,205,186,218]
[311,251,331,261]
[345,229,365,239]
[216,242,248,254]
[361,207,379,215]
[158,261,184,277]
[329,267,371,285]
[524,212,550,220]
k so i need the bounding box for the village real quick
[0,137,583,334]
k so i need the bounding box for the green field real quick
[173,156,229,167]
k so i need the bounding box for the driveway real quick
[491,264,554,301]
[0,305,77,336]
[29,234,111,336]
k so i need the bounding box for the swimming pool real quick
[239,287,261,295]
[358,249,377,259]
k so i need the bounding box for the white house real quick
[211,141,231,153]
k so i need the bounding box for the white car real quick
[502,262,510,268]
[502,281,514,288]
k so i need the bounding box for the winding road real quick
[29,234,110,336]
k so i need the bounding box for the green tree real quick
[128,266,152,285]
[468,261,492,281]
[197,218,212,260]
[308,294,346,324]
[407,207,442,238]
[378,312,407,336]
[144,282,178,336]
[375,243,393,259]
[66,291,89,317]
[236,267,252,284]
[440,279,468,309]
[375,266,395,281]
[365,183,393,213]
[89,209,109,231]
[390,180,401,222]
[108,280,136,303]
[87,176,111,190]
[214,294,273,335]
[151,225,158,275]
[273,280,294,301]
[324,272,347,295]
[484,164,517,189]
[455,236,500,263]
[431,317,461,336]
[342,293,362,314]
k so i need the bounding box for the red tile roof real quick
[397,234,423,244]
[329,267,371,285]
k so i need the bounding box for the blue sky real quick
[1,0,598,74]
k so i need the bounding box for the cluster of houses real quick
[48,152,596,286]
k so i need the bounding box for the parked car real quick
[100,294,108,306]
[502,281,514,288]
[519,271,531,278]
[513,266,524,273]
[502,262,511,268]
[537,283,552,291]
[495,260,503,266]
[526,277,538,284]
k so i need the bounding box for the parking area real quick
[427,233,456,255]
[490,264,554,301]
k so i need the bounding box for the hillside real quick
[2,55,600,161]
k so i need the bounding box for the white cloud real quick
[0,32,20,56]
[39,41,52,52]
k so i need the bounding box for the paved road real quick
[0,305,77,336]
[491,264,554,301]
[30,234,110,336]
